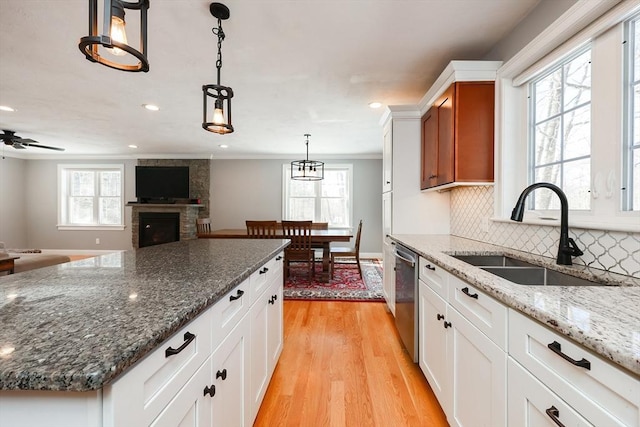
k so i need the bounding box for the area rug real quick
[284,258,384,302]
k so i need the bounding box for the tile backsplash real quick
[450,186,640,277]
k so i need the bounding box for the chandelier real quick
[202,2,234,134]
[291,134,324,181]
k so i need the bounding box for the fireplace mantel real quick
[127,203,205,248]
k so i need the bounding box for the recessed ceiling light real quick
[218,144,228,149]
[142,104,159,111]
[368,102,382,109]
[0,105,15,112]
[128,145,138,149]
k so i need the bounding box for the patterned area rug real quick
[284,258,384,302]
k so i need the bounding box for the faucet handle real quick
[566,238,584,257]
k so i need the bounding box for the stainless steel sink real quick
[453,254,614,286]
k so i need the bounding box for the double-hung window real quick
[530,48,592,210]
[58,164,124,229]
[625,13,640,211]
[282,164,352,228]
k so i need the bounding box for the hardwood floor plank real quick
[254,301,448,427]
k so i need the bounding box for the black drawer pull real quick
[443,321,452,329]
[268,296,275,305]
[216,369,227,380]
[259,267,269,274]
[229,289,245,301]
[545,406,565,427]
[461,287,479,299]
[165,332,196,357]
[276,255,283,261]
[203,385,216,397]
[437,313,444,321]
[425,264,436,271]
[547,341,591,370]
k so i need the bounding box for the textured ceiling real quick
[0,0,541,159]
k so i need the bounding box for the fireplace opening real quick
[139,212,180,248]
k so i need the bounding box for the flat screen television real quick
[135,166,189,202]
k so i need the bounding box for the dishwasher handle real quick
[393,249,416,268]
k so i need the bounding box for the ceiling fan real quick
[0,130,64,151]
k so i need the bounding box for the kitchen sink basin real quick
[453,254,614,286]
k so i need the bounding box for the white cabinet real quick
[418,256,507,427]
[382,120,393,193]
[382,190,394,314]
[509,309,639,427]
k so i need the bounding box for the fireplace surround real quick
[129,204,204,248]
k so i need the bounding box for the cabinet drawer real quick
[212,279,251,349]
[419,257,448,300]
[250,256,277,305]
[507,358,615,427]
[509,309,640,427]
[449,275,507,350]
[104,309,212,426]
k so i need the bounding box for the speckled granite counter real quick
[390,235,640,378]
[0,238,289,391]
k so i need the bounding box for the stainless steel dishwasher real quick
[393,244,418,362]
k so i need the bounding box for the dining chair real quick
[281,220,314,279]
[246,220,278,238]
[196,218,212,234]
[330,220,363,279]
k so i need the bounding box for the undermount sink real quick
[452,254,614,287]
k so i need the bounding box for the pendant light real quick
[202,3,234,134]
[291,134,324,181]
[78,0,150,72]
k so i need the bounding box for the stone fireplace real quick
[139,212,180,248]
[130,204,203,248]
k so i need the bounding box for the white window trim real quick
[57,163,126,231]
[494,0,640,233]
[281,163,354,229]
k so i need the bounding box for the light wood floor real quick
[254,301,449,427]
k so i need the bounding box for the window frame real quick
[623,13,640,211]
[57,164,125,230]
[281,163,353,229]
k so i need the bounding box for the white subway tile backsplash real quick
[450,186,640,277]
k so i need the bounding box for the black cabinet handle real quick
[229,289,245,301]
[547,341,591,370]
[216,369,227,380]
[165,332,196,357]
[443,321,452,329]
[259,267,269,274]
[545,406,565,427]
[268,296,275,305]
[276,256,283,261]
[425,264,436,271]
[203,385,216,397]
[437,314,444,321]
[461,287,479,299]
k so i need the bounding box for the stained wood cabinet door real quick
[421,81,494,190]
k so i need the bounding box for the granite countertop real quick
[0,238,289,391]
[390,235,640,378]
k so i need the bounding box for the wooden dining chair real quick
[281,220,314,279]
[196,218,212,234]
[330,220,363,279]
[246,220,278,238]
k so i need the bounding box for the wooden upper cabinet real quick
[420,81,495,190]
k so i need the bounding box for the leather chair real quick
[281,220,315,279]
[246,220,278,238]
[330,220,363,278]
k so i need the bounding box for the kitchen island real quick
[0,238,289,426]
[390,234,639,427]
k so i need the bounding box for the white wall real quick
[23,159,137,250]
[211,159,383,254]
[0,156,27,248]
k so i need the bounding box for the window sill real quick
[57,225,126,231]
[491,216,640,233]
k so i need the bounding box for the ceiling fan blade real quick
[21,142,65,151]
[17,138,37,143]
[12,143,27,149]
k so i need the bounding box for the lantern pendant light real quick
[78,0,150,72]
[202,3,234,134]
[291,134,324,181]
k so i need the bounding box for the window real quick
[282,164,352,228]
[625,14,640,211]
[58,164,124,229]
[529,48,591,210]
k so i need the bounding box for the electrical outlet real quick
[95,238,100,245]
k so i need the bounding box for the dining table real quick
[197,228,353,282]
